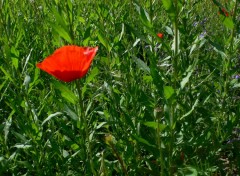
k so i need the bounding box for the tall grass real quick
[0,0,239,175]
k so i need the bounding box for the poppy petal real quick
[37,45,98,82]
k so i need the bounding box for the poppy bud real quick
[157,33,164,39]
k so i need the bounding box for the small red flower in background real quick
[180,151,185,162]
[218,8,229,17]
[157,33,164,39]
[37,45,98,82]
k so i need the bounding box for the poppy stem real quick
[76,80,97,176]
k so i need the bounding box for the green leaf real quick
[96,122,108,129]
[178,166,198,176]
[51,6,69,32]
[33,67,40,83]
[132,134,156,147]
[162,0,172,10]
[14,144,32,149]
[53,81,77,104]
[221,16,234,29]
[97,31,111,52]
[143,121,166,131]
[52,24,72,43]
[180,59,198,89]
[64,105,78,121]
[119,23,125,41]
[208,39,227,58]
[233,83,240,88]
[162,0,176,21]
[78,16,85,24]
[212,0,222,7]
[134,3,152,28]
[22,49,33,74]
[150,64,164,96]
[164,86,174,100]
[180,99,199,120]
[0,66,14,83]
[42,112,63,126]
[132,56,150,74]
[4,111,14,144]
[86,67,99,84]
[181,71,193,89]
[62,149,69,158]
[82,67,99,96]
[12,58,19,70]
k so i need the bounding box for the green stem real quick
[168,0,179,174]
[76,80,96,176]
[65,0,74,44]
[155,107,164,176]
[110,142,128,176]
[149,0,153,24]
[229,0,238,53]
[222,0,238,127]
[173,0,179,83]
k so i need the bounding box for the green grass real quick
[0,0,240,175]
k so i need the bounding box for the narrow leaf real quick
[180,99,199,120]
[0,66,14,83]
[132,56,150,74]
[82,67,99,96]
[52,24,72,43]
[42,112,63,126]
[143,121,166,131]
[22,49,33,74]
[97,31,110,51]
[64,105,78,121]
[132,135,156,147]
[14,144,32,149]
[53,81,77,104]
[4,111,14,144]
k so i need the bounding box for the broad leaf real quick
[164,86,175,100]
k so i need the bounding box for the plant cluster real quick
[0,0,239,175]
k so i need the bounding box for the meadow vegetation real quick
[0,0,240,175]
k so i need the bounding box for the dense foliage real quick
[0,0,239,175]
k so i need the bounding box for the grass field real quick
[0,0,240,175]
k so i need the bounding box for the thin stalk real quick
[223,1,238,104]
[109,142,128,176]
[173,0,179,82]
[229,0,238,53]
[222,0,238,127]
[155,107,164,176]
[76,80,96,176]
[168,105,175,175]
[168,0,179,174]
[149,0,153,24]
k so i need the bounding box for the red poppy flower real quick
[37,45,98,82]
[157,33,164,39]
[218,8,229,17]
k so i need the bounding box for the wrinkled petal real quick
[37,45,98,82]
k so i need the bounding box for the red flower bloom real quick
[218,8,229,17]
[37,45,98,82]
[157,33,164,39]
